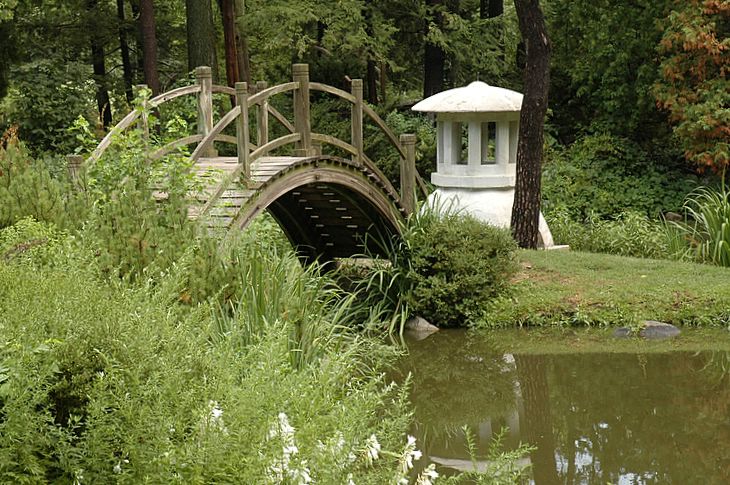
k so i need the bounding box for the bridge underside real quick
[268,182,398,264]
[198,156,405,265]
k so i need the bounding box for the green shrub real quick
[547,209,671,259]
[404,213,518,327]
[542,133,698,219]
[0,135,85,230]
[348,205,518,329]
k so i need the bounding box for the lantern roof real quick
[412,81,522,113]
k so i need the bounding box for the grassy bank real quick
[479,250,730,328]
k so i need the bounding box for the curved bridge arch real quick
[225,156,404,264]
[84,63,426,265]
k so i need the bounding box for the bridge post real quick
[255,81,269,147]
[235,82,250,182]
[351,79,364,165]
[292,63,316,156]
[195,66,217,157]
[133,84,150,146]
[66,154,84,189]
[399,133,417,215]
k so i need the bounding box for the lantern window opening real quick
[457,123,469,165]
[481,121,497,165]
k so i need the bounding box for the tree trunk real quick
[234,0,251,85]
[87,0,112,128]
[117,0,134,103]
[219,0,238,86]
[139,0,160,95]
[481,0,504,18]
[186,0,218,80]
[423,0,446,98]
[510,0,550,248]
[366,59,378,104]
[130,0,144,80]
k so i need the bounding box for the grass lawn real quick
[479,249,730,328]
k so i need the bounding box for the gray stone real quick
[613,327,632,338]
[404,316,439,341]
[639,320,681,340]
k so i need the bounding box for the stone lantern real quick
[412,81,555,247]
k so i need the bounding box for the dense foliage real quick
[654,0,729,171]
[405,212,518,327]
[541,133,698,219]
[0,221,419,483]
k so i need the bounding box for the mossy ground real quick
[479,249,730,329]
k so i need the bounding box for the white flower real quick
[113,462,122,474]
[364,434,381,465]
[205,400,227,434]
[289,465,312,484]
[399,435,423,474]
[416,464,439,485]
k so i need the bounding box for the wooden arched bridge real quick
[82,64,425,263]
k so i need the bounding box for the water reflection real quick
[397,330,730,484]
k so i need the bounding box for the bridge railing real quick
[86,66,242,166]
[82,63,425,216]
[192,63,425,215]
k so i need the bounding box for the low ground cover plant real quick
[546,209,670,259]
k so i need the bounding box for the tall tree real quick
[139,0,160,95]
[86,0,113,128]
[219,0,238,86]
[186,0,218,78]
[654,0,729,171]
[481,0,503,19]
[510,0,550,248]
[423,0,446,98]
[233,0,251,85]
[117,0,134,102]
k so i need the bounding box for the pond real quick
[396,328,730,484]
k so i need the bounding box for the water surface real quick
[398,328,730,484]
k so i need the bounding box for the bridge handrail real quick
[87,67,235,166]
[191,105,241,161]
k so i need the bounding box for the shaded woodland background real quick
[0,0,726,178]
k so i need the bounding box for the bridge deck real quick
[188,156,304,227]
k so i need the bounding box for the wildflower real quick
[416,464,439,485]
[398,435,423,474]
[205,400,228,434]
[364,434,381,465]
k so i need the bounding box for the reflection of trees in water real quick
[546,351,730,484]
[515,354,560,485]
[401,331,730,484]
[397,330,520,458]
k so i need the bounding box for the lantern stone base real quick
[427,187,556,248]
